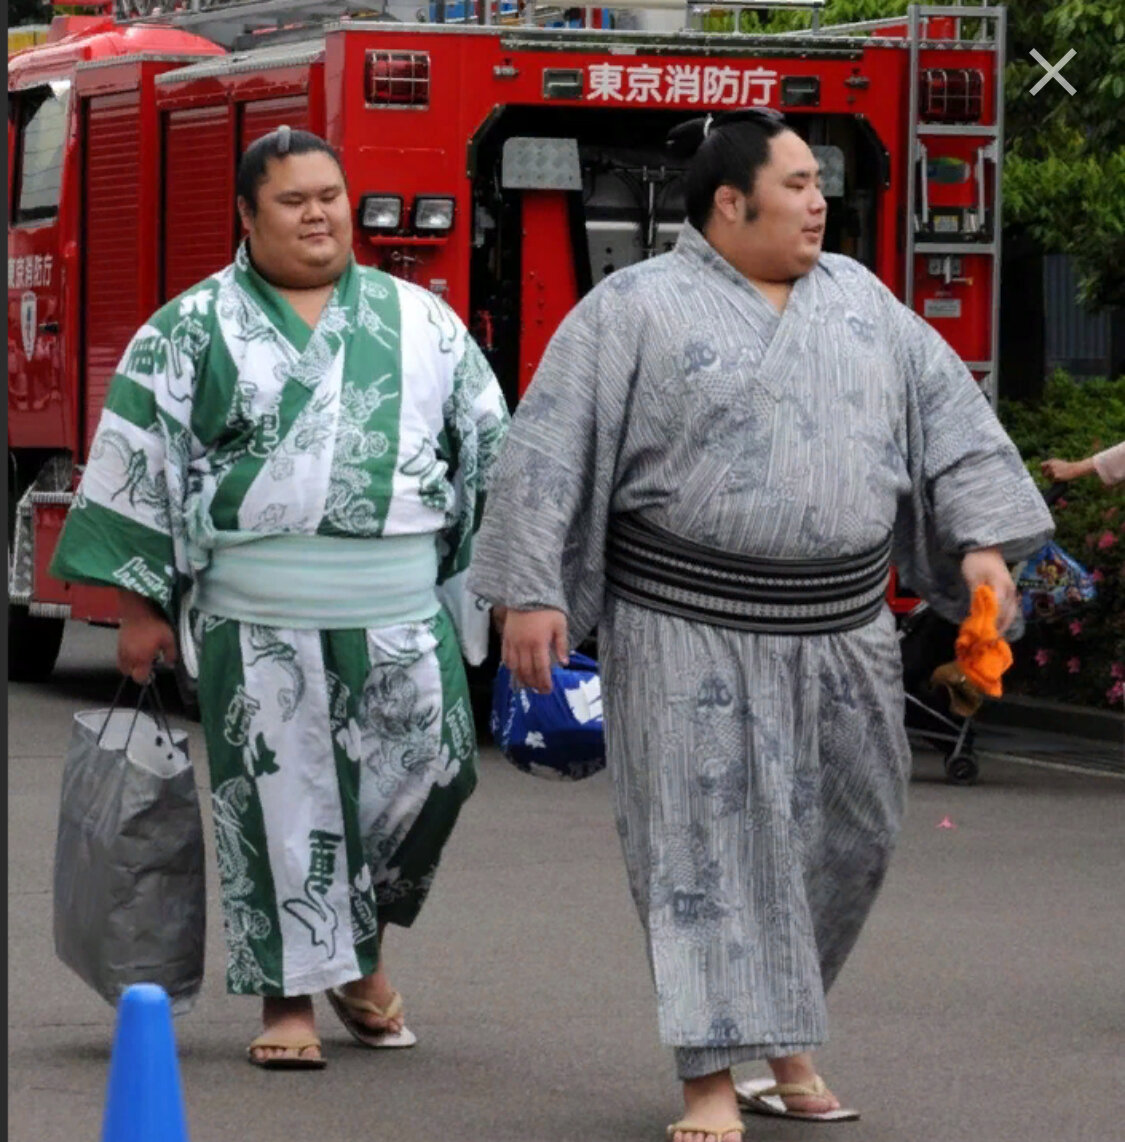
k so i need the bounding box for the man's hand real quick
[117,590,176,684]
[491,605,509,635]
[501,608,569,694]
[960,548,1018,634]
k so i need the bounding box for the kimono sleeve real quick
[469,283,637,648]
[49,294,207,621]
[436,325,511,666]
[884,288,1054,622]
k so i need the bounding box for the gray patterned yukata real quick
[470,224,1052,1077]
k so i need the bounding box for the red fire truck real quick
[8,0,1006,688]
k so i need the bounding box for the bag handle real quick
[97,676,177,751]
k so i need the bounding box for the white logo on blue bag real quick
[564,677,603,725]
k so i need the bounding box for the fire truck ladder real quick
[908,3,1004,407]
[107,0,396,49]
[788,2,1006,405]
[107,0,827,39]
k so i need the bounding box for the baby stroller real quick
[891,483,1081,786]
[890,570,979,784]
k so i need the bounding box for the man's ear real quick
[712,184,742,225]
[236,196,253,234]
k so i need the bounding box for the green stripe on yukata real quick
[320,267,403,538]
[321,629,382,975]
[439,339,496,581]
[435,423,467,585]
[102,375,157,429]
[188,306,242,446]
[197,618,287,996]
[49,499,174,613]
[211,258,361,530]
[208,375,318,531]
[234,253,315,355]
[377,609,477,928]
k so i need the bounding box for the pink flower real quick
[1112,663,1125,681]
[1055,498,1068,510]
[1066,657,1081,674]
[1034,649,1051,667]
[1069,620,1084,636]
[1099,531,1119,550]
[1092,569,1105,583]
[1107,507,1120,521]
[1107,681,1125,706]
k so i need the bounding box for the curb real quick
[977,694,1124,746]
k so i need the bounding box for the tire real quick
[8,605,65,682]
[944,752,979,786]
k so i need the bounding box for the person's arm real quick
[434,314,511,666]
[879,281,1053,631]
[50,289,210,677]
[1041,456,1097,482]
[469,283,639,691]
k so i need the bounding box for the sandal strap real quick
[330,988,403,1021]
[248,1032,322,1052]
[666,1121,744,1140]
[756,1074,830,1099]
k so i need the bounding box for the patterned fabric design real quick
[470,223,1052,642]
[51,247,509,663]
[197,608,476,996]
[470,223,1053,1059]
[51,251,508,997]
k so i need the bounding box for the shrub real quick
[1000,373,1125,710]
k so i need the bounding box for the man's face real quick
[725,130,828,278]
[238,151,353,288]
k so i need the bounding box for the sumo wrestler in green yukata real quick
[51,127,509,1068]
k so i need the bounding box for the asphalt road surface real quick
[8,623,1124,1142]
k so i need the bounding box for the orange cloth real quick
[954,584,1013,698]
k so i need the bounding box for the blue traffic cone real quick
[102,984,189,1142]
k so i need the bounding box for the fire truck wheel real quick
[8,606,65,683]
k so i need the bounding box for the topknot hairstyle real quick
[667,108,790,231]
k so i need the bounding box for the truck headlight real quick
[413,196,455,233]
[359,195,403,233]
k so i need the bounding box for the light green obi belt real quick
[193,532,440,630]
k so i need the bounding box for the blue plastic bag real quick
[490,652,606,780]
[1014,541,1097,621]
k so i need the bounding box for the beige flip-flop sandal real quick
[736,1075,860,1122]
[325,987,418,1049]
[246,1029,326,1070]
[665,1120,744,1141]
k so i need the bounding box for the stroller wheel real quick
[944,752,979,786]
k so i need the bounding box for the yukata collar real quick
[673,221,815,311]
[674,221,759,297]
[673,222,815,399]
[234,239,359,353]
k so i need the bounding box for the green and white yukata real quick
[51,245,509,996]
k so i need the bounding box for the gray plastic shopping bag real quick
[53,683,205,1014]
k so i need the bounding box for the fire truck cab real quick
[7,0,1006,688]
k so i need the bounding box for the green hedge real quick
[999,373,1125,710]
